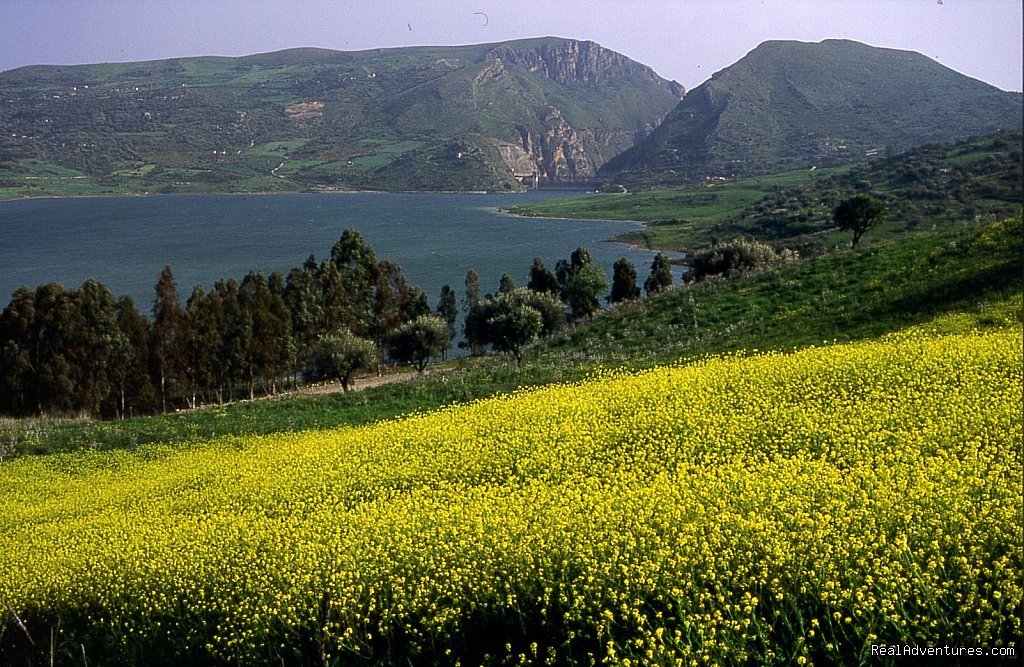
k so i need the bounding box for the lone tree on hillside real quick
[833,195,886,248]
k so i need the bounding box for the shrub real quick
[687,238,798,282]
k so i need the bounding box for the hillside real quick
[2,319,1019,665]
[0,38,683,197]
[4,215,1020,460]
[2,205,1020,665]
[514,131,1023,251]
[602,39,1023,187]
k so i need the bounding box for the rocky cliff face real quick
[480,39,684,184]
[485,39,683,91]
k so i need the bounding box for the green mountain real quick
[602,39,1023,187]
[0,38,683,196]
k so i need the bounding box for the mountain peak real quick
[601,39,1022,185]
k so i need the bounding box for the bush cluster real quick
[687,237,798,282]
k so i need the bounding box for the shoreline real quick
[494,205,689,258]
[0,188,504,203]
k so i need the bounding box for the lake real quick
[0,192,681,315]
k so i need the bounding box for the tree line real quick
[460,248,674,367]
[0,229,675,418]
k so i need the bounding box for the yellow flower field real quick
[0,318,1020,665]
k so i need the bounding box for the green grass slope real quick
[513,132,1023,251]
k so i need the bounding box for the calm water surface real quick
[0,192,680,311]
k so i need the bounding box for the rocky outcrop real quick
[284,100,325,127]
[484,39,683,93]
[493,105,679,184]
[523,108,597,179]
[476,39,683,183]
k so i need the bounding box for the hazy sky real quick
[1,0,1021,92]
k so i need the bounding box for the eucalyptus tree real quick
[527,257,559,295]
[33,283,78,414]
[644,253,674,296]
[284,261,325,366]
[71,279,128,416]
[435,285,458,359]
[371,259,429,367]
[498,273,516,294]
[329,228,378,333]
[0,286,36,414]
[609,257,640,303]
[239,271,293,397]
[113,296,154,417]
[151,266,188,413]
[214,278,250,403]
[186,284,222,405]
[560,248,609,320]
[462,268,483,355]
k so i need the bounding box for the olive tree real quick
[310,328,378,391]
[386,314,450,373]
[485,303,542,368]
[464,288,564,367]
[833,195,885,248]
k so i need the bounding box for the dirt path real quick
[277,369,423,398]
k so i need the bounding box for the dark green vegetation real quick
[0,229,438,420]
[4,214,1019,461]
[0,38,682,198]
[603,39,1022,187]
[1,226,633,443]
[511,132,1023,250]
[833,194,886,247]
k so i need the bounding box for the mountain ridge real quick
[0,37,683,196]
[3,38,1021,198]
